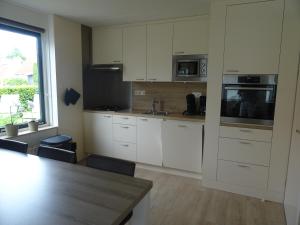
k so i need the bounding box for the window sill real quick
[0,125,58,139]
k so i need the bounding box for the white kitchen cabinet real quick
[219,126,273,142]
[93,27,123,64]
[218,138,271,166]
[113,141,137,161]
[147,23,173,82]
[173,16,209,55]
[137,117,163,166]
[113,124,136,144]
[113,115,136,126]
[162,120,203,173]
[123,25,147,81]
[83,112,113,157]
[217,160,269,189]
[223,0,284,74]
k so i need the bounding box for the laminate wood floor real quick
[135,168,286,225]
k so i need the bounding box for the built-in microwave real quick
[172,54,208,82]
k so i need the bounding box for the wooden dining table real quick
[0,148,152,225]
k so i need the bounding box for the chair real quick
[37,146,76,163]
[0,139,28,154]
[86,154,136,225]
[86,154,136,177]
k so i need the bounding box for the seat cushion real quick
[41,135,72,146]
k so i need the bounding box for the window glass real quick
[0,26,45,129]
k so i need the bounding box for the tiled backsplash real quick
[132,82,207,113]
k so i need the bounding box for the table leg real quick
[130,192,151,225]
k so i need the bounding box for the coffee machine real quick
[183,94,197,115]
[199,95,206,115]
[183,93,206,116]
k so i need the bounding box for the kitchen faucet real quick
[152,98,159,113]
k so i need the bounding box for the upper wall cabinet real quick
[123,25,147,81]
[173,17,209,55]
[93,27,123,64]
[223,0,284,75]
[147,23,173,82]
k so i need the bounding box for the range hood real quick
[90,64,123,71]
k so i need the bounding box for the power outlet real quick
[134,90,146,96]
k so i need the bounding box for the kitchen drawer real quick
[113,124,137,143]
[217,160,268,189]
[219,126,272,142]
[218,138,271,166]
[113,141,137,161]
[113,115,136,125]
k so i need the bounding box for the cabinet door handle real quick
[174,51,185,55]
[122,117,129,120]
[112,60,121,63]
[240,141,251,145]
[121,144,129,147]
[135,78,145,81]
[296,129,300,134]
[237,164,250,169]
[240,129,252,133]
[226,69,240,73]
[104,116,111,118]
[148,78,157,81]
[178,125,187,128]
[121,126,129,129]
[141,118,148,121]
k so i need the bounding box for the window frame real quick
[0,24,46,132]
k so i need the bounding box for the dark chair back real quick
[86,154,136,177]
[37,146,76,163]
[0,139,28,154]
[86,154,136,225]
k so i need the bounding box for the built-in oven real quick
[172,54,207,82]
[221,74,278,126]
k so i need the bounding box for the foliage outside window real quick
[0,25,45,130]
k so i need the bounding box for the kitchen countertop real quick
[84,109,206,123]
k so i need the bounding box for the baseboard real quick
[136,163,202,180]
[203,178,284,203]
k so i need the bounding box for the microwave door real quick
[176,60,199,77]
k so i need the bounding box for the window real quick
[0,23,45,131]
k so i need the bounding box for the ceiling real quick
[4,0,211,26]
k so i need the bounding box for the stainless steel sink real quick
[142,111,169,116]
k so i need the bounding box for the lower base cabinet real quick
[84,112,204,173]
[137,117,163,166]
[217,160,268,189]
[83,112,113,157]
[162,120,203,173]
[113,141,137,161]
[217,126,272,191]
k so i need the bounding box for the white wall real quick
[268,0,300,201]
[49,15,85,160]
[283,0,300,220]
[0,1,48,28]
[285,72,300,225]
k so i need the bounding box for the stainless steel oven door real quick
[221,84,277,125]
